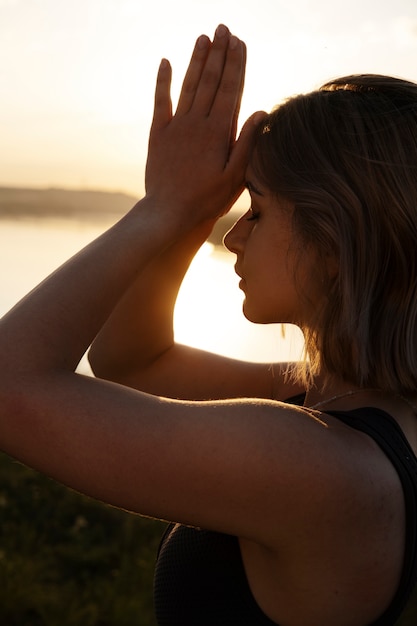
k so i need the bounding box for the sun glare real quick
[174,244,305,362]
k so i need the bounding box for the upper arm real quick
[3,371,350,549]
[90,341,305,401]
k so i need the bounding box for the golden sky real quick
[2,0,417,198]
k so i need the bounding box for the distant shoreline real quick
[0,186,136,218]
[0,186,237,247]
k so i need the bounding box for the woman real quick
[1,24,416,625]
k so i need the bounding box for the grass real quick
[0,453,165,626]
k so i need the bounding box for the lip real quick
[234,265,246,290]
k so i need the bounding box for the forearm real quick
[0,199,180,375]
[88,220,213,379]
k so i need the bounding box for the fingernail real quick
[229,35,239,50]
[197,34,209,49]
[216,24,228,38]
[159,58,169,70]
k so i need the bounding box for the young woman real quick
[1,24,416,625]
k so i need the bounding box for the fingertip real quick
[159,58,170,71]
[215,24,229,39]
[197,34,210,50]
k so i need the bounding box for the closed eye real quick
[246,207,259,221]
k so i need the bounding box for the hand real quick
[145,25,261,229]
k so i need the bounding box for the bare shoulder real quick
[237,409,406,624]
[263,408,406,547]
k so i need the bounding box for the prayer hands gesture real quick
[145,25,262,229]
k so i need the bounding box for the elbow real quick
[87,343,109,379]
[87,343,126,383]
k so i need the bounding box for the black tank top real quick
[153,407,417,625]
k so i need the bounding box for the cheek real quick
[292,247,327,311]
[249,258,298,322]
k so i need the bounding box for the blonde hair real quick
[252,75,417,393]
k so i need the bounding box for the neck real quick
[305,384,417,415]
[304,378,359,409]
[307,388,375,411]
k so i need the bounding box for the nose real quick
[223,211,250,254]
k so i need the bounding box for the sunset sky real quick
[2,0,417,199]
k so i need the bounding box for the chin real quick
[242,302,289,326]
[242,304,271,325]
[242,304,256,323]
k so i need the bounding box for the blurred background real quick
[1,1,417,624]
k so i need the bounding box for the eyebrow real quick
[245,180,264,196]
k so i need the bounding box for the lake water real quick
[0,217,305,374]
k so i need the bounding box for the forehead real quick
[245,165,294,213]
[245,165,268,195]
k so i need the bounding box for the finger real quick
[210,36,246,135]
[150,59,173,132]
[229,40,247,144]
[191,24,232,115]
[175,35,211,115]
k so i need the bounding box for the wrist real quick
[128,196,187,247]
[131,195,216,247]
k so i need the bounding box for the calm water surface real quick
[0,217,304,373]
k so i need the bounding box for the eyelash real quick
[246,208,259,222]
